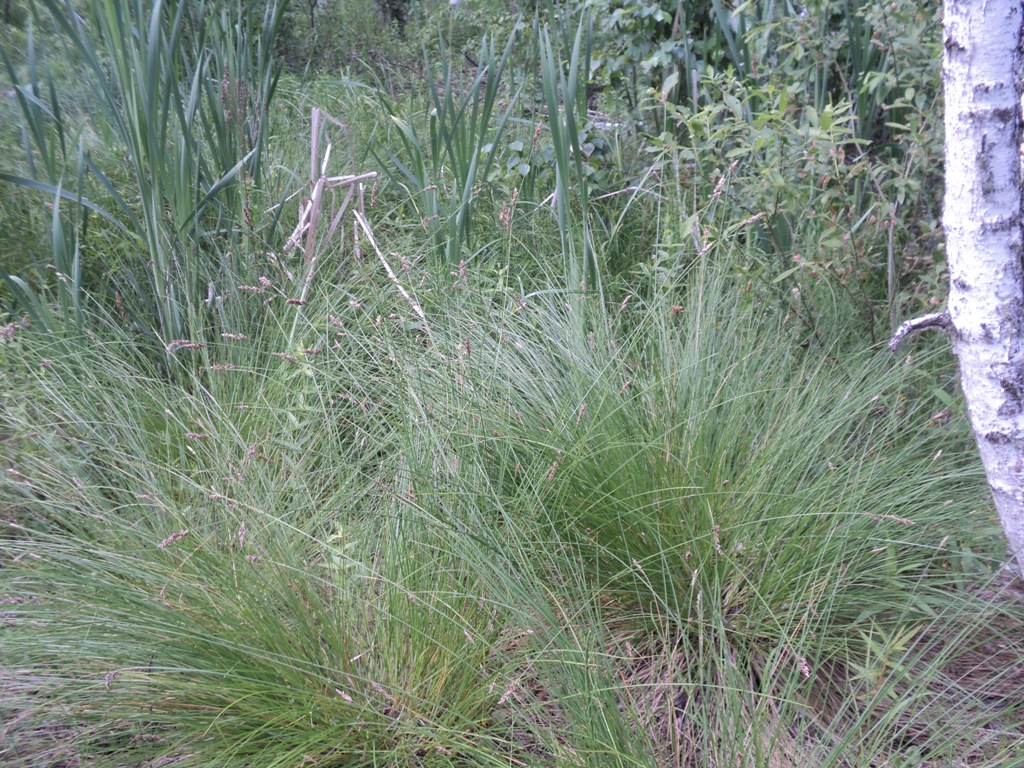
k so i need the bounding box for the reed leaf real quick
[376,24,521,265]
[538,12,600,298]
[3,0,287,345]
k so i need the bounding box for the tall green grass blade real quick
[538,14,600,297]
[376,24,521,265]
[0,272,58,331]
[0,172,133,238]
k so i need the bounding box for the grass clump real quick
[387,262,1023,766]
[0,322,513,767]
[3,257,1022,766]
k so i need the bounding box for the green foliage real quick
[538,12,600,296]
[375,25,521,266]
[577,0,945,334]
[276,0,419,79]
[1,0,287,346]
[2,1,1022,765]
[584,0,798,114]
[3,253,1021,765]
[1,0,28,28]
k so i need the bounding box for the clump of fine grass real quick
[2,248,1023,767]
[380,256,1024,766]
[0,318,520,768]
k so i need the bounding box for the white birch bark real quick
[943,0,1024,574]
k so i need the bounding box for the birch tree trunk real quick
[943,0,1024,574]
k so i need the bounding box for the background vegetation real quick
[2,1,1022,766]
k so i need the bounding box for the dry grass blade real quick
[353,210,428,327]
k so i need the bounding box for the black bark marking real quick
[998,400,1021,417]
[979,134,996,196]
[992,361,1024,419]
[992,106,1015,123]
